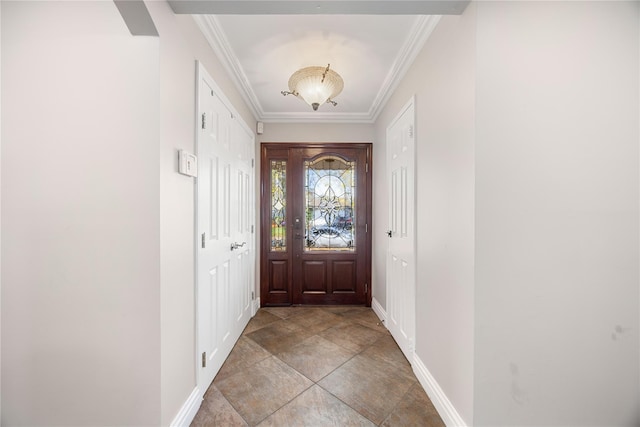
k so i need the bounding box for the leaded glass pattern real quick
[271,160,286,251]
[304,156,356,251]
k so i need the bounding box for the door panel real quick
[269,260,288,292]
[302,261,327,292]
[261,143,372,306]
[332,261,356,292]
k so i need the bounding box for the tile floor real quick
[191,306,444,427]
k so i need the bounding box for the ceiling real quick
[168,1,469,123]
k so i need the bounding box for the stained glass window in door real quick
[271,160,286,251]
[304,156,356,251]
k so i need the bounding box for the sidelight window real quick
[270,160,287,251]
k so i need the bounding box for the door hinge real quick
[251,159,255,168]
[251,291,255,300]
[251,225,254,233]
[202,352,206,368]
[201,232,206,248]
[366,162,369,173]
[365,283,368,294]
[408,125,414,138]
[201,112,206,130]
[365,223,368,233]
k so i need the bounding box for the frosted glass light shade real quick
[287,66,343,111]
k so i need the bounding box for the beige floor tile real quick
[191,384,248,427]
[257,385,375,427]
[381,382,445,427]
[360,334,415,382]
[284,308,345,334]
[214,336,272,383]
[340,308,386,329]
[246,320,315,354]
[242,310,281,335]
[215,356,313,425]
[248,318,303,338]
[319,321,384,352]
[261,306,303,319]
[276,335,356,382]
[318,354,415,424]
[192,307,444,427]
[322,306,368,315]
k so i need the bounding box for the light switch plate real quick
[179,150,197,177]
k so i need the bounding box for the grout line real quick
[206,383,252,427]
[315,382,379,426]
[251,381,314,426]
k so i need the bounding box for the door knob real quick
[387,230,393,238]
[230,242,247,251]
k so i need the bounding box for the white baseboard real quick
[252,299,260,315]
[371,297,387,325]
[412,354,467,427]
[170,386,202,427]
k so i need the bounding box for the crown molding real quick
[195,14,442,124]
[260,111,375,124]
[194,15,262,120]
[369,15,441,122]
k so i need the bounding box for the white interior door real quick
[386,97,416,361]
[196,63,255,390]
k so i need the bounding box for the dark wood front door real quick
[260,143,372,306]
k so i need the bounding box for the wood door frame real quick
[260,142,373,307]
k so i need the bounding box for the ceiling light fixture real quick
[281,64,343,111]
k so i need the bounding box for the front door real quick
[260,143,372,306]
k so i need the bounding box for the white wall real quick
[0,2,3,422]
[370,124,388,311]
[2,1,257,424]
[474,2,640,425]
[374,2,640,425]
[258,122,374,144]
[145,2,256,424]
[2,2,161,425]
[373,7,476,424]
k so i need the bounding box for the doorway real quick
[260,143,372,306]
